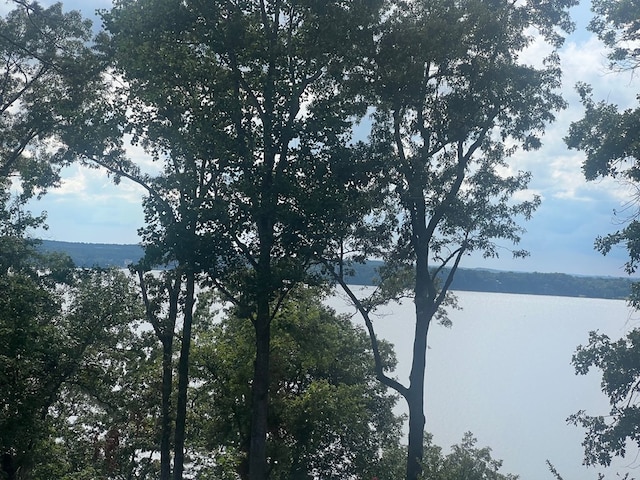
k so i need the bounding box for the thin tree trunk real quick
[173,271,196,480]
[160,336,174,480]
[406,203,432,480]
[138,270,179,480]
[248,300,271,480]
[405,310,429,480]
[247,155,276,480]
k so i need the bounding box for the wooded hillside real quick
[39,240,633,300]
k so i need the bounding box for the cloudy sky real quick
[13,0,640,277]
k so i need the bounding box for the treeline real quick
[445,269,633,300]
[40,240,634,300]
[38,240,144,268]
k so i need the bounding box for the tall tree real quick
[92,2,384,478]
[0,4,111,478]
[0,0,101,228]
[323,1,575,479]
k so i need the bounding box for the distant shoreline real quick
[38,239,635,301]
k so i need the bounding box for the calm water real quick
[326,288,637,480]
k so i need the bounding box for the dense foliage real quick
[190,287,403,479]
[0,4,128,479]
[0,239,147,480]
[87,1,392,477]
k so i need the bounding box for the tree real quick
[190,286,403,480]
[0,243,146,480]
[569,330,640,468]
[423,432,518,480]
[0,3,158,479]
[588,0,640,71]
[565,3,640,304]
[0,4,131,478]
[323,1,575,479]
[91,2,385,479]
[565,0,640,469]
[134,269,183,480]
[0,240,70,480]
[32,268,154,480]
[566,82,640,310]
[0,0,102,230]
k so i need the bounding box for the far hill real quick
[38,240,635,301]
[39,240,144,269]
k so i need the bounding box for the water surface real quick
[326,289,637,480]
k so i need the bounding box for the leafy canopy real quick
[570,330,640,468]
[190,287,403,480]
[0,1,102,233]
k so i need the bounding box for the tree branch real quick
[323,258,409,399]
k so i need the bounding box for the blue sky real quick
[12,0,640,277]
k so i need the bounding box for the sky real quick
[11,0,640,278]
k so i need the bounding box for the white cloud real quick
[505,28,639,209]
[50,164,146,204]
[512,188,544,203]
[122,136,164,176]
[561,37,611,87]
[518,27,556,68]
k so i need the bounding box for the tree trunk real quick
[405,306,429,480]
[247,170,276,480]
[173,272,196,480]
[405,219,433,480]
[248,301,271,480]
[160,336,174,480]
[138,270,179,480]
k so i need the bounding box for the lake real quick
[325,288,638,480]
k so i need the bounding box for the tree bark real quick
[173,271,196,480]
[161,276,180,480]
[248,299,271,480]
[405,189,433,480]
[405,305,430,480]
[160,336,174,480]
